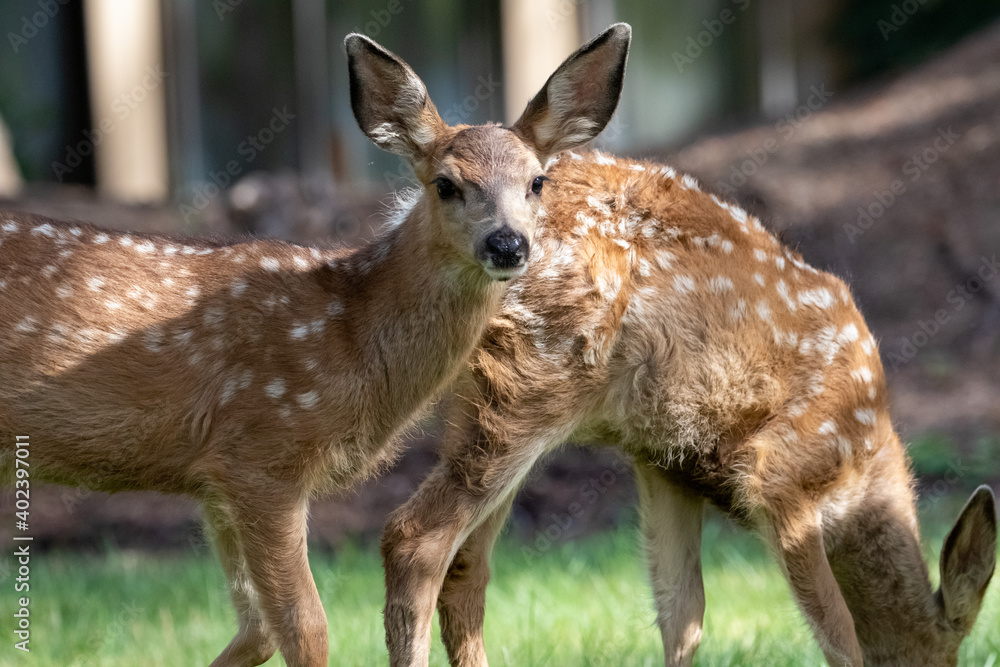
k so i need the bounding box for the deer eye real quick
[531,176,547,196]
[434,177,458,200]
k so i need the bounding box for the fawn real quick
[0,27,630,666]
[380,118,998,666]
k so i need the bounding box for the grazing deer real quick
[0,27,629,667]
[381,149,998,663]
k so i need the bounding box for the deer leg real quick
[437,494,515,667]
[634,461,705,667]
[204,503,277,667]
[767,509,863,667]
[223,495,328,667]
[383,435,550,667]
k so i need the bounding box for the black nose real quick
[485,228,528,269]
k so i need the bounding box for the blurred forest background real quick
[1,0,999,553]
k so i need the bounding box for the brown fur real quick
[0,27,631,667]
[382,148,998,666]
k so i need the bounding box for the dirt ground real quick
[2,22,998,552]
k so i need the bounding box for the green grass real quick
[3,509,999,666]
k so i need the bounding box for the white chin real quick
[484,264,527,282]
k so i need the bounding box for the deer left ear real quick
[938,485,997,632]
[511,23,631,162]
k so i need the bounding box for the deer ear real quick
[345,33,445,160]
[511,23,631,162]
[938,485,997,632]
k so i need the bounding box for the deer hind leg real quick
[634,461,705,667]
[437,494,516,667]
[204,502,277,667]
[217,492,328,667]
[764,504,863,667]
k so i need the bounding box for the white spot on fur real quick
[164,245,179,255]
[105,299,121,310]
[798,288,835,310]
[775,256,786,270]
[260,257,280,271]
[753,249,767,262]
[14,317,37,333]
[231,281,247,297]
[296,391,320,410]
[840,323,860,343]
[720,239,734,253]
[42,265,57,277]
[818,420,838,435]
[1,221,18,234]
[756,301,771,321]
[654,250,676,270]
[294,256,308,269]
[593,151,616,166]
[854,409,877,426]
[220,378,237,406]
[860,336,876,355]
[93,233,109,244]
[265,378,286,399]
[851,367,873,383]
[87,277,105,291]
[586,195,612,217]
[596,273,623,301]
[776,279,796,311]
[32,223,56,237]
[144,328,164,353]
[55,284,73,298]
[708,276,733,294]
[119,235,133,247]
[754,273,765,286]
[327,299,344,318]
[673,275,695,295]
[730,299,749,321]
[290,323,308,340]
[680,174,700,190]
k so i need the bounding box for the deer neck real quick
[826,443,941,661]
[335,199,504,439]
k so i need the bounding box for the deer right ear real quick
[938,485,997,632]
[511,23,631,162]
[345,34,445,161]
